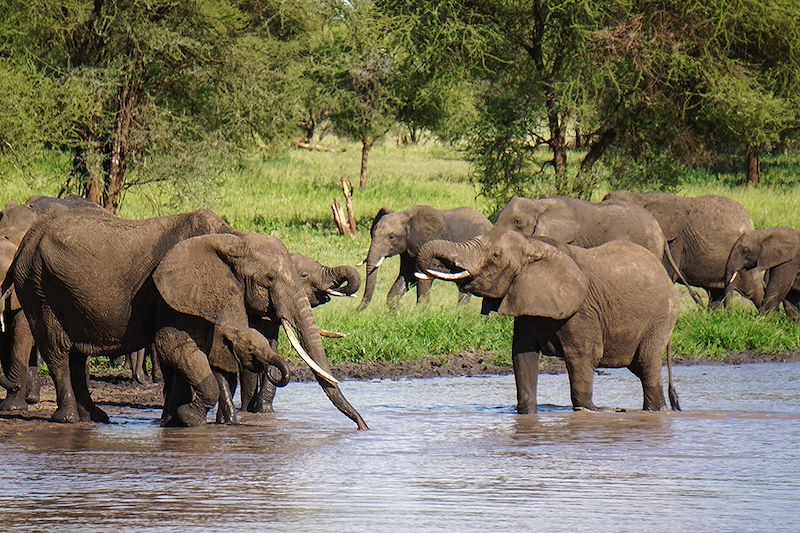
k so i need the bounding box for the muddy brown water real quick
[2,363,799,532]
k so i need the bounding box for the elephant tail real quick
[666,340,681,411]
[663,242,704,307]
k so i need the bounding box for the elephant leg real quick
[36,324,80,423]
[70,352,109,423]
[160,365,187,426]
[512,317,540,414]
[256,374,277,413]
[0,315,35,411]
[386,274,409,310]
[762,262,800,314]
[149,346,163,383]
[456,290,471,307]
[707,288,725,309]
[563,343,600,412]
[215,371,238,425]
[155,327,218,427]
[783,290,800,321]
[240,367,259,412]
[629,338,668,412]
[130,349,147,384]
[415,277,433,305]
[26,364,41,404]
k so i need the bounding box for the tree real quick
[0,1,310,212]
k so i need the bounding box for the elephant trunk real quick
[261,352,290,388]
[359,243,386,309]
[417,238,483,279]
[324,265,361,296]
[282,284,368,430]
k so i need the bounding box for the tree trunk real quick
[746,147,760,185]
[359,126,371,191]
[103,74,141,214]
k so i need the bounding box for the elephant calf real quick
[418,228,681,413]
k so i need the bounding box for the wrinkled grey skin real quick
[7,208,367,429]
[418,229,681,414]
[494,196,701,304]
[360,205,492,309]
[229,254,360,421]
[0,195,99,411]
[605,191,764,308]
[725,227,800,320]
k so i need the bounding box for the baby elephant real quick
[418,228,681,413]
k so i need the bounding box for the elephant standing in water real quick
[225,253,360,421]
[494,196,702,305]
[418,229,681,413]
[0,195,99,411]
[725,227,800,319]
[360,205,492,309]
[7,207,367,428]
[605,191,763,308]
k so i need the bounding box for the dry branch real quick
[331,177,357,236]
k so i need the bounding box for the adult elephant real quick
[418,229,681,413]
[233,253,360,419]
[7,207,367,428]
[494,196,702,305]
[360,205,492,309]
[0,195,99,411]
[605,191,763,308]
[725,227,800,319]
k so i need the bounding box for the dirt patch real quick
[2,351,799,434]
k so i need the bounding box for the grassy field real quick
[2,140,800,366]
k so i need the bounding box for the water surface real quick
[2,363,799,532]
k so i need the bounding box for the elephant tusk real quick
[414,271,430,280]
[326,289,346,297]
[281,319,339,386]
[425,269,471,281]
[357,258,366,266]
[729,271,738,284]
[374,256,386,268]
[320,330,346,339]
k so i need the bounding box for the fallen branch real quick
[297,140,346,153]
[331,177,357,236]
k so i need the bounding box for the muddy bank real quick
[2,351,799,434]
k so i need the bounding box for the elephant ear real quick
[370,207,392,236]
[407,206,445,257]
[533,203,581,244]
[642,202,684,242]
[758,228,800,270]
[153,234,248,327]
[498,243,588,319]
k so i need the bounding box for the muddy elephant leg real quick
[240,368,259,412]
[26,363,40,404]
[34,322,81,424]
[215,371,238,425]
[160,365,187,426]
[762,262,800,314]
[512,317,540,414]
[149,346,162,383]
[155,328,219,427]
[70,352,109,423]
[129,349,147,384]
[0,314,36,411]
[256,375,277,413]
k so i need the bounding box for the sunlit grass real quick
[2,141,800,365]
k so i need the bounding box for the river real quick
[2,362,799,532]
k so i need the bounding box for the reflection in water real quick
[2,363,800,532]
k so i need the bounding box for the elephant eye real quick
[513,218,522,227]
[300,272,309,278]
[491,249,502,259]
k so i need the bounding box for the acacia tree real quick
[0,1,308,212]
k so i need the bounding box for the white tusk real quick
[281,319,339,386]
[357,258,366,266]
[729,271,738,284]
[320,330,346,339]
[326,289,346,297]
[414,271,430,280]
[425,269,471,281]
[374,256,385,268]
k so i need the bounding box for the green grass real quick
[3,140,800,367]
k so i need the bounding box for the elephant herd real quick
[0,191,797,429]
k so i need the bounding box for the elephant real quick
[232,253,361,420]
[0,195,99,411]
[417,228,681,413]
[125,345,161,384]
[725,227,800,319]
[360,205,492,309]
[494,196,702,305]
[7,207,367,428]
[604,191,764,308]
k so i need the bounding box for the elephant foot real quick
[215,407,239,425]
[51,405,80,424]
[77,403,110,423]
[246,400,274,414]
[176,404,209,427]
[0,390,29,412]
